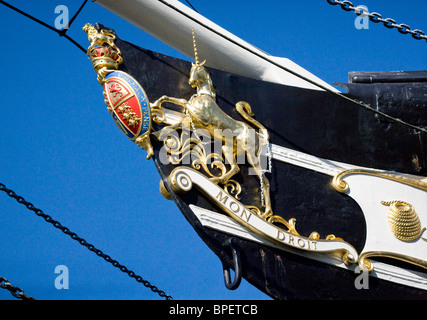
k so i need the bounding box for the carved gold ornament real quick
[166,167,359,265]
[84,22,154,158]
[150,27,351,261]
[83,23,123,84]
[331,166,427,272]
[381,200,427,242]
[332,168,427,194]
[83,23,359,267]
[151,28,272,217]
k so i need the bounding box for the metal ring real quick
[221,238,242,290]
[368,12,382,23]
[382,18,396,29]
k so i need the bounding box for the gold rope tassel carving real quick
[381,200,427,242]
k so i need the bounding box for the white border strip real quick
[190,204,427,291]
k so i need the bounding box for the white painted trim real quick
[267,143,427,183]
[95,0,339,91]
[190,205,427,290]
[158,109,427,183]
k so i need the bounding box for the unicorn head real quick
[188,28,215,98]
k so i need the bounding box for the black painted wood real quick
[98,24,427,299]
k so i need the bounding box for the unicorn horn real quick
[192,27,200,65]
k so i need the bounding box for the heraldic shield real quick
[104,70,151,141]
[84,22,427,299]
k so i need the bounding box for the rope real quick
[184,0,198,13]
[0,0,87,53]
[159,0,427,135]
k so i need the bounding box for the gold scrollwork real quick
[358,250,427,272]
[267,216,299,235]
[332,167,427,271]
[148,28,353,256]
[332,168,427,194]
[151,108,165,124]
[159,179,173,200]
[158,127,305,235]
[150,28,272,217]
[224,180,242,200]
[159,128,226,179]
[159,126,349,245]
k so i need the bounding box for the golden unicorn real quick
[151,29,272,217]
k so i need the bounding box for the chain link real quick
[0,183,172,300]
[0,277,35,300]
[327,0,427,42]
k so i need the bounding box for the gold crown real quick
[83,23,123,73]
[88,46,123,73]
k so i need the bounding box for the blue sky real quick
[0,0,426,300]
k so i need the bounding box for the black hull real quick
[109,28,427,299]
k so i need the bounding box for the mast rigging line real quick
[1,0,424,134]
[158,0,427,135]
[184,0,198,13]
[0,183,173,300]
[0,0,87,53]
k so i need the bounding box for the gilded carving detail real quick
[150,28,348,256]
[84,23,358,267]
[381,200,427,242]
[84,23,154,158]
[151,28,272,217]
[332,168,427,194]
[331,167,427,272]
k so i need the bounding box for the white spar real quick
[94,0,339,92]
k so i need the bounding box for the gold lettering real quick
[229,201,240,213]
[311,241,317,250]
[276,229,286,241]
[240,208,252,222]
[275,229,319,251]
[216,191,229,205]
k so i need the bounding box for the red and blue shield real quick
[104,71,151,140]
